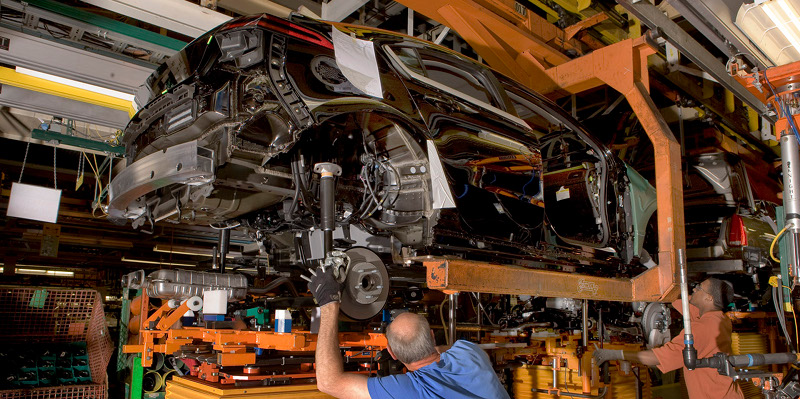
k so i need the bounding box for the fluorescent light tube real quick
[16,66,136,102]
[0,267,74,277]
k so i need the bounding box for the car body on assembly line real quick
[684,152,779,275]
[108,13,658,283]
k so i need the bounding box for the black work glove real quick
[303,265,342,307]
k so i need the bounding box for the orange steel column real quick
[542,39,682,301]
[543,38,683,301]
[421,39,682,302]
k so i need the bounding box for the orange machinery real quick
[123,295,387,385]
[481,329,644,396]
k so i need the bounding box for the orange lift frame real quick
[399,0,684,302]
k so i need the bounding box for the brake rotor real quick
[641,302,671,348]
[339,247,390,320]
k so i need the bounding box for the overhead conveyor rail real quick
[0,0,189,128]
[0,0,186,65]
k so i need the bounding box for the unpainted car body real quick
[108,14,657,271]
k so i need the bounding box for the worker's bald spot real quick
[386,312,438,364]
[387,312,423,338]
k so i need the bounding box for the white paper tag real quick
[555,186,570,201]
[426,140,456,209]
[332,28,383,98]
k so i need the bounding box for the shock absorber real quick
[314,162,342,258]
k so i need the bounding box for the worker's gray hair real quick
[386,313,438,365]
[706,278,734,310]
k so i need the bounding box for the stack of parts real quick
[731,332,769,399]
[0,289,112,399]
[0,342,92,388]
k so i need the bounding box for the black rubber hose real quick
[727,353,798,368]
[696,352,798,369]
[774,285,795,352]
[218,228,230,274]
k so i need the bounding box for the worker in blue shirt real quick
[306,262,510,399]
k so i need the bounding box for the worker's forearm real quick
[316,303,343,390]
[623,350,659,366]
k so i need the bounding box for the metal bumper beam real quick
[108,140,214,216]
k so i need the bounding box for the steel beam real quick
[668,0,773,71]
[215,0,288,18]
[0,26,152,94]
[616,0,770,119]
[31,129,124,156]
[0,85,130,129]
[81,0,232,38]
[397,1,681,301]
[395,0,575,92]
[0,107,120,155]
[22,0,185,51]
[321,0,370,22]
[0,0,184,65]
[542,38,684,300]
[107,141,214,217]
[425,259,634,301]
[424,38,681,301]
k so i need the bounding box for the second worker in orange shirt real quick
[594,278,744,399]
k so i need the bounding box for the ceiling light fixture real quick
[121,256,196,267]
[15,66,137,103]
[0,267,74,277]
[737,0,800,66]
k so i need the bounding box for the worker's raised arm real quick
[307,265,371,399]
[315,302,371,399]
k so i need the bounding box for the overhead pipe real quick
[217,228,230,274]
[448,292,459,345]
[579,299,588,377]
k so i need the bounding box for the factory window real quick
[498,77,566,137]
[394,47,425,75]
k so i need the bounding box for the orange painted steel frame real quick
[124,326,387,368]
[402,0,684,302]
